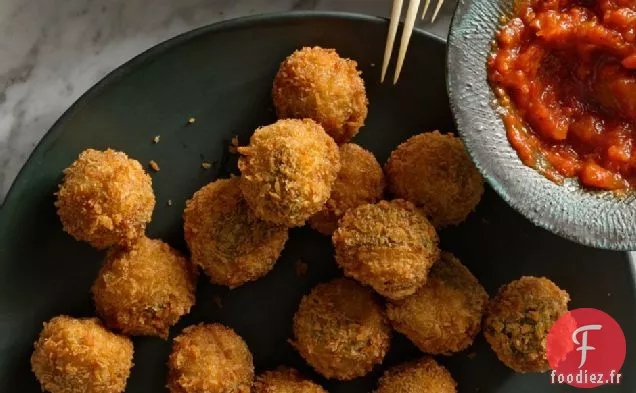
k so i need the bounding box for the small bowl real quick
[446,0,636,250]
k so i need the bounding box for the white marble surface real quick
[0,0,456,201]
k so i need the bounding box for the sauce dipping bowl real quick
[446,0,636,250]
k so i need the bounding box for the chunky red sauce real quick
[488,0,636,190]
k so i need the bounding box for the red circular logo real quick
[547,308,626,388]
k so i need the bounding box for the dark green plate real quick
[0,12,634,393]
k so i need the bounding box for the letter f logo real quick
[572,324,602,368]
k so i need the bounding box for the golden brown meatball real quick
[385,132,483,227]
[31,316,133,393]
[167,324,254,393]
[238,119,340,226]
[55,148,155,249]
[272,46,368,144]
[483,276,570,373]
[292,278,391,380]
[375,357,457,393]
[387,252,488,354]
[183,178,288,288]
[332,200,440,300]
[309,143,385,235]
[253,368,327,393]
[92,236,198,338]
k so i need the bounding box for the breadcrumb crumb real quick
[295,261,308,277]
[201,162,212,169]
[187,117,196,125]
[167,199,173,206]
[149,160,160,172]
[153,135,160,144]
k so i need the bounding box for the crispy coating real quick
[55,149,155,249]
[272,46,368,144]
[92,236,198,338]
[385,132,483,227]
[375,357,457,393]
[253,367,327,393]
[483,276,570,373]
[332,200,440,300]
[309,143,385,235]
[292,278,391,380]
[387,252,488,354]
[183,178,288,288]
[167,324,254,393]
[238,119,340,226]
[31,316,133,393]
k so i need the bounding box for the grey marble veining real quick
[0,0,456,201]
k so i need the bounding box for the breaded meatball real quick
[375,357,457,393]
[483,276,570,373]
[309,143,385,235]
[55,148,155,249]
[292,278,391,380]
[92,236,197,338]
[253,368,327,393]
[332,200,440,300]
[31,316,133,393]
[272,46,368,144]
[183,178,288,288]
[238,119,340,226]
[167,324,254,393]
[385,132,483,227]
[387,252,488,354]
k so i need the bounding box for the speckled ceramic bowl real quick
[447,0,636,250]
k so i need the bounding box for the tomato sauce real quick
[488,0,636,190]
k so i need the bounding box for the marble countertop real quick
[0,0,457,201]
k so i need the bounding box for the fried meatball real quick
[92,236,197,338]
[253,368,327,393]
[238,119,340,226]
[332,200,440,300]
[55,148,155,249]
[385,131,483,227]
[167,324,254,393]
[272,46,368,144]
[183,178,288,288]
[483,276,570,373]
[309,143,385,235]
[292,278,391,380]
[375,357,457,393]
[387,252,488,354]
[31,316,133,393]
